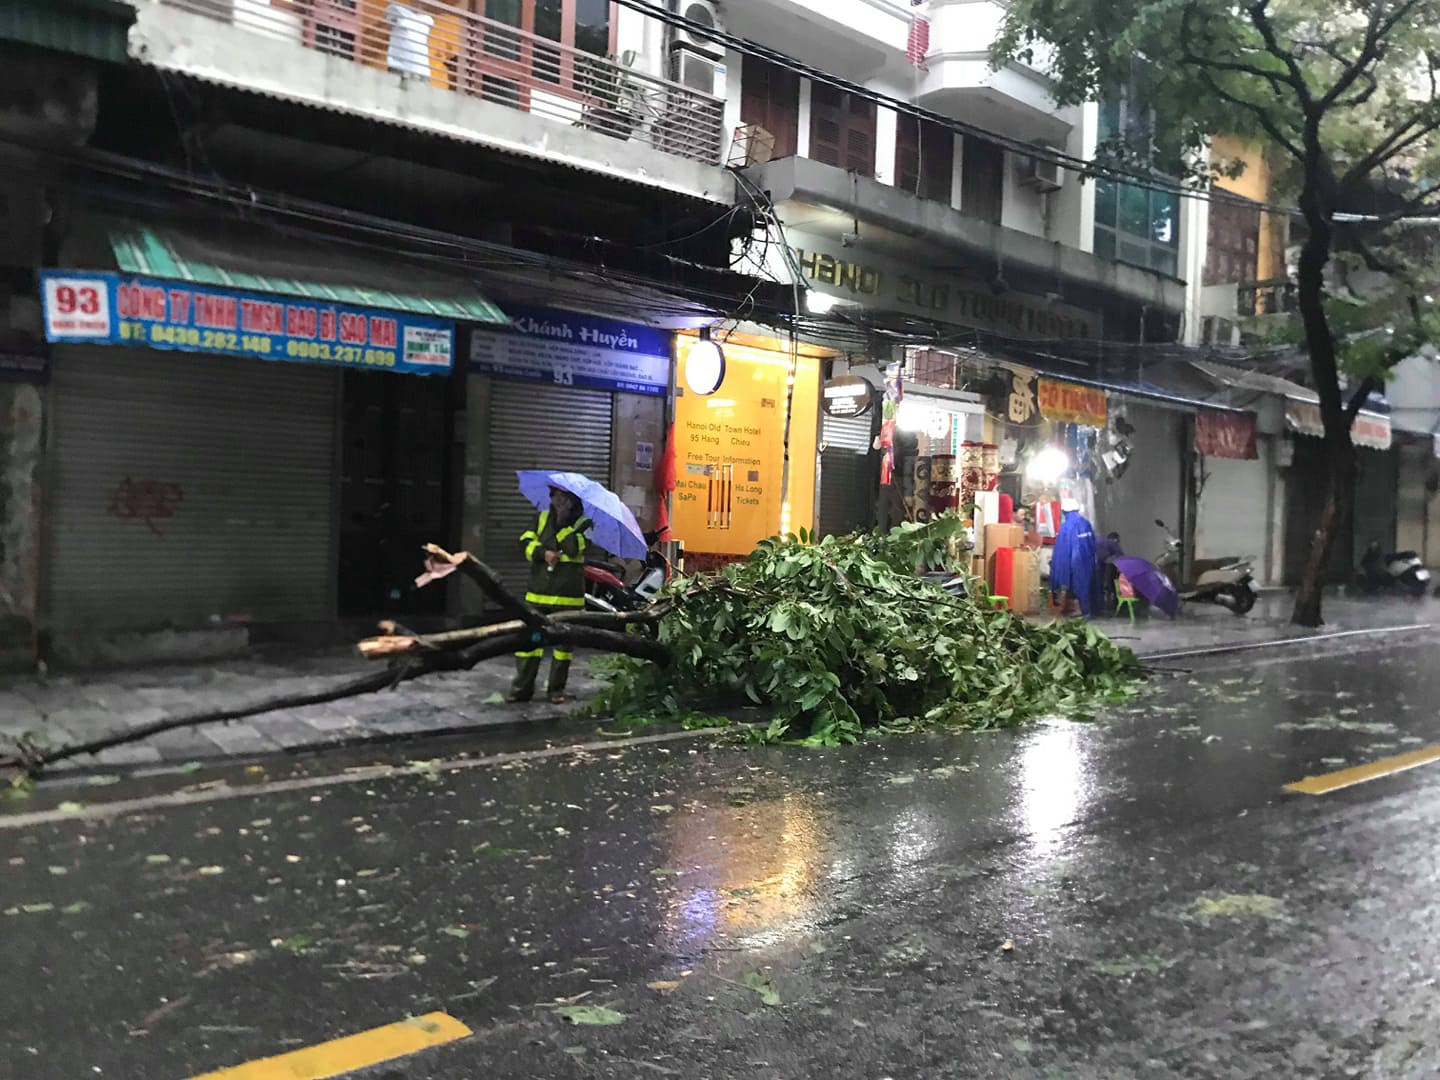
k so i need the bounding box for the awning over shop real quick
[1285,399,1393,450]
[108,223,508,325]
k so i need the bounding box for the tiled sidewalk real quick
[0,648,602,771]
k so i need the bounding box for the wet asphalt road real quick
[5,632,1440,1078]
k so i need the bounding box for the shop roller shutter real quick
[46,347,339,633]
[819,409,876,537]
[484,381,614,595]
[822,409,875,454]
[1196,439,1271,566]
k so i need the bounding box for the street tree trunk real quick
[1290,163,1351,628]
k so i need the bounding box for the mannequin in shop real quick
[1050,498,1099,616]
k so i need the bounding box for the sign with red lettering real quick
[39,270,453,376]
[1036,377,1107,428]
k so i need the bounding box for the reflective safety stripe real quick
[524,540,542,561]
[515,648,544,658]
[557,552,585,563]
[525,592,585,607]
[553,649,574,661]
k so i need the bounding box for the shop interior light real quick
[685,329,726,395]
[1024,446,1070,484]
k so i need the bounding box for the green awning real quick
[108,222,508,326]
[0,0,134,64]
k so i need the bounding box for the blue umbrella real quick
[1113,556,1180,619]
[516,470,648,560]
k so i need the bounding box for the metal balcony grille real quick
[160,0,725,166]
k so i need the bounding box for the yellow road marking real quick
[1284,744,1440,796]
[189,1012,471,1079]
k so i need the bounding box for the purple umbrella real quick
[1113,556,1180,618]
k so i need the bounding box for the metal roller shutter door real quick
[484,381,614,594]
[819,410,876,537]
[46,347,339,633]
[1196,438,1271,564]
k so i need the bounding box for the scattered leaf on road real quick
[1191,894,1285,922]
[274,935,311,953]
[177,762,204,774]
[651,867,681,877]
[61,901,91,915]
[483,692,506,705]
[650,805,674,814]
[198,866,225,876]
[647,980,681,992]
[741,972,781,1006]
[1001,939,1015,952]
[57,801,85,815]
[20,903,54,914]
[145,854,172,865]
[555,1004,626,1026]
[441,926,471,939]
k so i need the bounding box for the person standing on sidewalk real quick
[509,488,593,704]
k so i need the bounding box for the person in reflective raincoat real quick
[1050,499,1099,616]
[508,488,593,704]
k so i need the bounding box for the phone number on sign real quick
[286,340,397,367]
[128,323,276,354]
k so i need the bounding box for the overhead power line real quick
[611,0,1299,217]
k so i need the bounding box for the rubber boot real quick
[546,658,572,702]
[508,655,541,702]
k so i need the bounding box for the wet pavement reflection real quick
[5,631,1440,1077]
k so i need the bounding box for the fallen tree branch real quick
[420,545,544,628]
[3,548,673,779]
[359,606,671,659]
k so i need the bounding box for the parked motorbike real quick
[584,531,670,613]
[1153,518,1258,615]
[1350,541,1431,598]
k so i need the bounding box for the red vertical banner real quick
[1195,410,1258,460]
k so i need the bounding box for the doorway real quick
[338,369,456,617]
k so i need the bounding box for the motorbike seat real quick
[1386,550,1419,563]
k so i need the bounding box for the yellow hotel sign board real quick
[672,338,818,557]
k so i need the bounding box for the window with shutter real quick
[896,114,953,204]
[1203,198,1262,286]
[740,55,799,157]
[808,83,876,177]
[960,136,1004,224]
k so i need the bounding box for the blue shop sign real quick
[470,303,670,396]
[40,270,454,376]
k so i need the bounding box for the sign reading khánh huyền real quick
[40,270,455,375]
[469,304,670,396]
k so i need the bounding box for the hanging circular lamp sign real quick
[685,331,726,395]
[822,374,875,418]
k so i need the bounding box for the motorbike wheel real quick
[1228,585,1257,615]
[1402,570,1428,598]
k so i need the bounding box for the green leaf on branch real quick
[590,515,1138,743]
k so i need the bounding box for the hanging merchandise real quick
[879,361,903,486]
[1035,499,1059,539]
[1101,414,1135,479]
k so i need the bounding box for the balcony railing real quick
[159,0,725,166]
[1237,278,1299,317]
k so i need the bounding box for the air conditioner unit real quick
[671,44,727,99]
[1019,150,1064,192]
[672,0,724,59]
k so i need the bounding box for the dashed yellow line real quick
[1284,744,1440,796]
[188,1012,471,1079]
